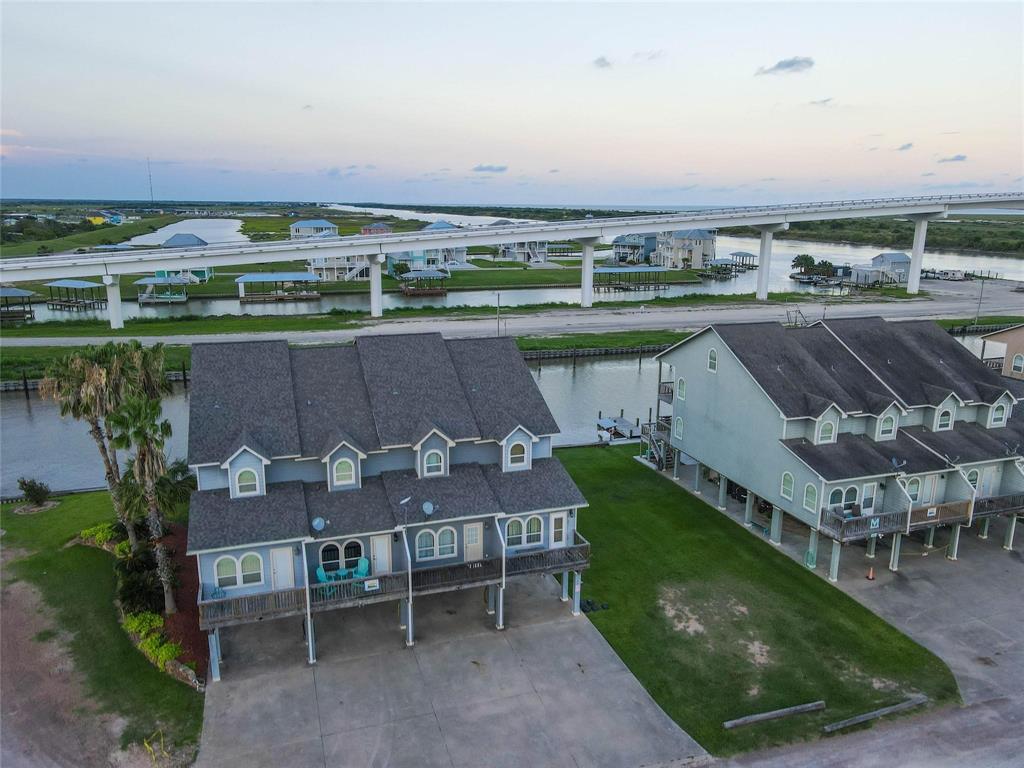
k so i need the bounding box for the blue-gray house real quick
[186,333,589,680]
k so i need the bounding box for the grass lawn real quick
[516,329,690,351]
[1,216,184,258]
[935,315,1024,329]
[0,344,193,381]
[1,492,204,750]
[558,445,959,755]
[468,258,528,269]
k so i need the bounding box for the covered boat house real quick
[0,285,35,322]
[135,275,190,303]
[594,265,669,292]
[398,268,449,296]
[235,272,321,302]
[45,279,108,311]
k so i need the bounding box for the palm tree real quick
[109,397,177,614]
[118,458,196,528]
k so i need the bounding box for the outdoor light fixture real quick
[569,509,575,518]
[393,532,399,542]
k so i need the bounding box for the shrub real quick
[123,611,164,639]
[138,633,182,670]
[114,545,155,576]
[81,522,118,545]
[117,570,163,614]
[17,477,51,506]
[113,540,132,559]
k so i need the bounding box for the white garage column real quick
[102,275,124,329]
[578,237,601,308]
[1004,515,1018,551]
[755,223,789,300]
[906,213,945,295]
[369,255,385,318]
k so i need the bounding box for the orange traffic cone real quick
[867,566,876,581]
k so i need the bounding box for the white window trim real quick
[423,449,445,477]
[319,542,342,572]
[707,348,718,373]
[1012,354,1024,374]
[803,483,818,513]
[673,417,683,439]
[828,488,844,507]
[879,415,896,439]
[780,472,794,500]
[214,555,239,589]
[524,515,544,546]
[906,477,922,503]
[966,469,980,489]
[341,539,364,569]
[436,526,457,558]
[676,377,686,400]
[991,404,1007,427]
[506,518,524,547]
[817,420,836,444]
[415,530,436,560]
[936,408,954,431]
[333,457,356,486]
[239,552,265,587]
[234,468,260,497]
[508,441,528,467]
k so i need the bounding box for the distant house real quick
[290,219,339,239]
[654,229,716,269]
[158,233,214,282]
[981,325,1024,381]
[163,233,208,248]
[851,252,912,285]
[361,222,393,236]
[388,221,468,273]
[612,234,658,264]
[86,216,106,226]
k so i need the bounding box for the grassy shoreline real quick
[1,215,185,258]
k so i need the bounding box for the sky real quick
[1,1,1022,206]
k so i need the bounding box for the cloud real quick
[548,169,560,174]
[921,172,936,177]
[324,166,358,179]
[632,50,664,62]
[364,164,377,170]
[923,180,989,189]
[759,177,780,182]
[937,154,967,163]
[896,143,913,151]
[867,147,879,152]
[755,56,814,76]
[472,164,508,173]
[301,104,313,111]
[593,56,612,69]
[0,128,23,137]
[809,97,833,107]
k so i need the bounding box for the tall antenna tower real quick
[147,157,155,204]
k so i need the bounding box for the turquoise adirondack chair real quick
[351,557,370,579]
[315,565,338,598]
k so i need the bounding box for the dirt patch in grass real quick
[658,585,705,635]
[11,500,61,516]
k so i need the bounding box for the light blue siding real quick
[198,543,304,600]
[227,449,266,498]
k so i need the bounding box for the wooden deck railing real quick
[198,586,306,629]
[506,531,591,575]
[818,507,908,542]
[972,493,1024,519]
[309,572,408,611]
[411,557,503,595]
[908,499,972,530]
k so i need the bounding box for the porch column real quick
[102,275,124,330]
[306,617,316,665]
[694,462,702,494]
[979,518,991,540]
[495,587,505,630]
[1004,515,1018,551]
[828,540,842,582]
[578,237,599,308]
[369,255,384,318]
[237,280,245,299]
[301,544,315,665]
[769,507,783,546]
[866,535,877,559]
[717,476,728,510]
[755,223,789,300]
[744,493,754,527]
[672,450,679,480]
[560,571,570,602]
[571,571,583,616]
[399,599,407,629]
[486,585,496,614]
[207,632,221,682]
[889,533,903,572]
[947,524,961,561]
[806,529,819,569]
[924,527,936,549]
[405,598,415,647]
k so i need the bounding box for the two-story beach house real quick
[654,229,716,269]
[307,223,396,280]
[186,333,589,680]
[387,221,469,273]
[290,219,339,239]
[649,317,1023,582]
[980,324,1024,381]
[612,233,658,264]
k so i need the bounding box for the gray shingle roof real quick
[382,464,503,526]
[783,432,949,481]
[903,423,1022,465]
[187,481,309,552]
[481,458,588,515]
[304,478,395,538]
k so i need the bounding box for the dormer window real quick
[707,348,718,373]
[1013,354,1024,374]
[966,469,979,489]
[333,458,356,486]
[936,409,953,431]
[235,469,259,496]
[509,442,527,467]
[991,404,1007,427]
[818,421,836,444]
[424,450,444,477]
[879,415,896,439]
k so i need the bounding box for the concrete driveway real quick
[196,574,705,768]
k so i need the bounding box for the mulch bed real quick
[162,523,209,672]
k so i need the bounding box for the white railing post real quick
[300,543,315,665]
[402,528,414,646]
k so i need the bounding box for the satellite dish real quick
[312,516,326,532]
[422,501,434,516]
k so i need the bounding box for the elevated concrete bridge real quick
[1,193,1022,328]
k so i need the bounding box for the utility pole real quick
[974,276,985,327]
[496,291,501,336]
[147,157,155,204]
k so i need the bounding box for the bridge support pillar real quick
[578,238,600,308]
[906,212,946,295]
[102,275,124,329]
[755,223,788,300]
[1004,515,1018,551]
[369,255,384,318]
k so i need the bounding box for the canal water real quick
[127,217,248,246]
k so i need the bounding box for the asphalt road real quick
[2,280,1021,347]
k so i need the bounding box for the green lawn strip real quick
[1,493,204,749]
[0,345,193,381]
[468,259,527,269]
[516,330,690,351]
[934,315,1024,329]
[238,214,428,241]
[1,216,185,258]
[558,445,959,755]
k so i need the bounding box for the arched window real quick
[416,530,436,560]
[937,409,953,430]
[906,478,921,502]
[320,543,341,572]
[525,516,543,545]
[879,415,896,439]
[424,449,444,477]
[966,469,979,489]
[509,442,527,466]
[803,483,818,513]
[235,468,258,496]
[333,458,355,486]
[506,518,523,546]
[215,556,238,588]
[818,421,835,443]
[780,472,794,500]
[674,417,683,439]
[343,540,363,569]
[240,553,263,585]
[676,378,686,400]
[829,488,844,507]
[992,404,1007,426]
[707,348,718,373]
[437,527,456,557]
[844,487,858,508]
[1013,354,1024,374]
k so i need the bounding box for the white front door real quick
[979,467,998,498]
[861,483,877,513]
[464,522,483,562]
[551,512,567,549]
[370,535,391,575]
[270,547,295,590]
